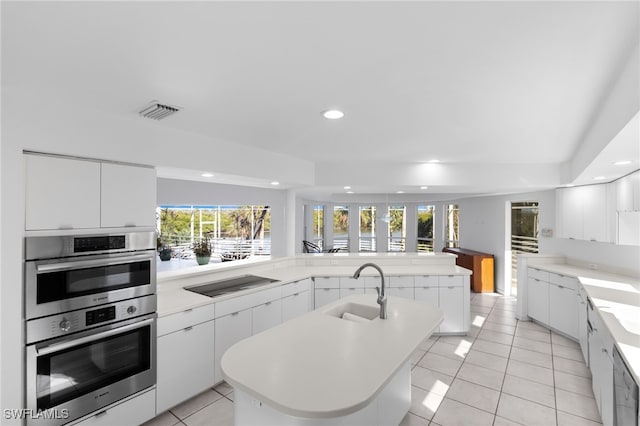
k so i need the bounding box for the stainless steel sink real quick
[185,275,278,298]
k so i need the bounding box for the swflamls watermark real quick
[3,408,69,420]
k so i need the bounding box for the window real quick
[333,205,349,251]
[359,206,377,252]
[445,204,459,248]
[417,205,435,252]
[511,202,539,296]
[313,204,324,250]
[388,205,406,252]
[158,205,271,261]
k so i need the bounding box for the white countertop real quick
[157,257,471,317]
[528,261,640,384]
[220,294,443,418]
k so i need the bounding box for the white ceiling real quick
[2,1,639,200]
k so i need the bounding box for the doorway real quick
[510,202,539,296]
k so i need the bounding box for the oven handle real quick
[36,317,154,356]
[36,253,153,273]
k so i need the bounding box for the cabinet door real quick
[340,287,365,298]
[100,163,156,228]
[25,154,101,230]
[252,299,282,335]
[549,284,578,339]
[582,185,609,242]
[157,320,215,413]
[314,288,340,308]
[387,287,414,300]
[70,388,156,426]
[415,286,439,308]
[282,291,309,322]
[439,286,464,333]
[576,289,589,365]
[527,277,549,324]
[214,309,251,382]
[557,187,584,239]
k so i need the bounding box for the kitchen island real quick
[221,294,443,425]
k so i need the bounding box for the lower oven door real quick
[26,314,156,426]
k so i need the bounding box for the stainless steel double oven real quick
[24,231,157,425]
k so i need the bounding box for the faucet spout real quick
[352,263,387,319]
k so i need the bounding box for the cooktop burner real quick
[185,275,278,298]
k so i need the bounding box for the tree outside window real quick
[333,205,349,251]
[417,205,435,252]
[388,205,406,252]
[445,204,459,248]
[359,206,376,252]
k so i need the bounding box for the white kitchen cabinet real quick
[314,277,340,288]
[69,388,156,426]
[214,309,251,383]
[340,287,365,298]
[439,284,464,333]
[252,299,282,335]
[527,275,550,324]
[339,276,364,298]
[556,185,611,242]
[157,319,215,413]
[387,287,414,300]
[414,286,439,307]
[24,153,156,231]
[577,286,589,366]
[548,273,578,339]
[100,163,156,228]
[589,310,615,426]
[25,154,101,230]
[314,288,340,308]
[615,170,640,212]
[282,291,309,322]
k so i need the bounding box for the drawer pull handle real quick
[184,308,193,313]
[94,410,107,418]
[265,301,271,306]
[447,275,454,277]
[558,285,564,289]
[184,326,193,331]
[293,292,299,296]
[448,286,454,289]
[231,312,239,316]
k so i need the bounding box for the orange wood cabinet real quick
[443,247,494,293]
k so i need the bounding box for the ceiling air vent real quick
[139,101,180,120]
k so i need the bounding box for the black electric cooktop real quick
[185,275,278,298]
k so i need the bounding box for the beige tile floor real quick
[144,293,601,426]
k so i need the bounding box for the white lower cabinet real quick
[577,287,589,366]
[252,299,282,335]
[387,287,414,300]
[214,309,252,383]
[314,288,340,308]
[527,273,550,323]
[549,283,578,339]
[157,320,215,413]
[439,285,464,333]
[282,291,309,322]
[69,388,156,426]
[589,311,614,426]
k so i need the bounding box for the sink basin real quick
[325,302,380,322]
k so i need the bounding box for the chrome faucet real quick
[352,262,387,319]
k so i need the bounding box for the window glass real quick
[157,205,271,262]
[359,206,376,252]
[388,205,406,252]
[445,204,459,248]
[313,205,324,249]
[417,205,435,252]
[333,205,349,251]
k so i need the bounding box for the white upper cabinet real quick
[100,163,156,228]
[25,154,101,230]
[614,170,640,212]
[25,153,156,231]
[556,185,612,243]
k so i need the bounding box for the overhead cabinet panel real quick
[100,163,157,228]
[25,154,101,230]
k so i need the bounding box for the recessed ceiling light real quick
[593,176,606,180]
[201,173,214,178]
[396,190,404,194]
[271,181,280,186]
[323,110,344,119]
[346,191,354,194]
[420,186,428,190]
[344,186,351,190]
[427,159,440,163]
[614,160,632,166]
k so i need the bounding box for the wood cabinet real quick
[25,153,156,231]
[442,247,494,292]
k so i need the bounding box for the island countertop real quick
[220,294,443,419]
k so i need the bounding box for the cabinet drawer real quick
[314,276,340,289]
[549,273,578,291]
[282,279,311,297]
[438,275,464,287]
[158,303,216,336]
[528,268,549,282]
[414,275,439,287]
[388,276,414,287]
[69,388,155,426]
[387,287,414,299]
[339,276,364,289]
[215,286,282,318]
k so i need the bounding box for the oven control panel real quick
[25,295,157,344]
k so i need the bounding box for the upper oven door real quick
[25,251,156,320]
